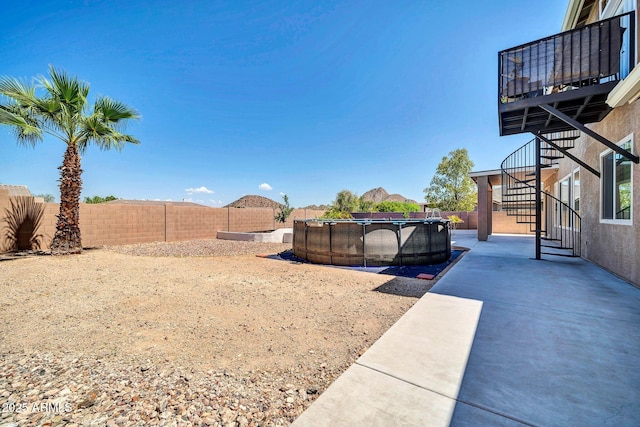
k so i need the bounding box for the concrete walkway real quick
[293,231,640,426]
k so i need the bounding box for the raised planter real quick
[217,228,293,243]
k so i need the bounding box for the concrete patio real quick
[293,230,640,426]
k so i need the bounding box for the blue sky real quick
[1,0,568,207]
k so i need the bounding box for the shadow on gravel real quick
[374,277,437,298]
[0,247,103,261]
[0,250,51,261]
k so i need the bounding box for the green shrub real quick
[448,214,464,229]
[275,194,294,223]
[84,195,118,204]
[374,201,420,215]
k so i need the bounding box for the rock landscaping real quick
[0,239,425,426]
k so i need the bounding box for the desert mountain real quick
[361,187,389,203]
[302,204,330,210]
[224,195,283,209]
[361,187,417,204]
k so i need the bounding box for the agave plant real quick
[2,197,45,251]
[0,66,139,255]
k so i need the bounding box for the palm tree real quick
[0,66,139,255]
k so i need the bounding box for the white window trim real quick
[600,133,634,225]
[600,0,624,18]
[555,172,574,230]
[572,167,581,215]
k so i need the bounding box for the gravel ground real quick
[105,240,293,258]
[0,239,429,426]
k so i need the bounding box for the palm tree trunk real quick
[51,144,83,255]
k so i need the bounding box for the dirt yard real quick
[0,240,432,426]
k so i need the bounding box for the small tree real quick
[324,190,359,218]
[274,194,294,224]
[35,193,55,202]
[424,148,477,212]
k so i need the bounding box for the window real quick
[573,169,580,214]
[601,137,633,223]
[554,170,580,228]
[560,177,570,226]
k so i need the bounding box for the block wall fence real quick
[0,189,530,252]
[440,211,533,234]
[0,189,325,252]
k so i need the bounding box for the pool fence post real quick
[362,222,367,267]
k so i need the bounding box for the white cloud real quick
[185,186,214,195]
[279,192,285,196]
[259,183,273,191]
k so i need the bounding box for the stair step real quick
[544,135,579,141]
[540,155,563,160]
[541,244,573,250]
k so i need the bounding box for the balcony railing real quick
[499,12,635,104]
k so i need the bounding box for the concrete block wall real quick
[166,205,220,241]
[1,190,533,252]
[229,208,276,233]
[0,190,326,252]
[441,211,530,234]
[440,212,478,230]
[491,211,533,234]
[81,204,166,247]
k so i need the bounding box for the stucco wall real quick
[553,100,640,286]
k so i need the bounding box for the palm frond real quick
[78,114,140,152]
[2,196,45,250]
[0,76,36,107]
[0,104,43,146]
[38,65,89,115]
[95,97,140,123]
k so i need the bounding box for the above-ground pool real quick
[293,218,451,267]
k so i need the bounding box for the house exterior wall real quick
[547,0,640,286]
[552,97,640,285]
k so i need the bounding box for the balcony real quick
[499,12,635,136]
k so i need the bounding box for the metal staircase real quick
[501,131,582,257]
[497,11,639,260]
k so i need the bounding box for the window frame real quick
[600,133,634,225]
[573,168,581,214]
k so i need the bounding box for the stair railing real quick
[500,137,581,257]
